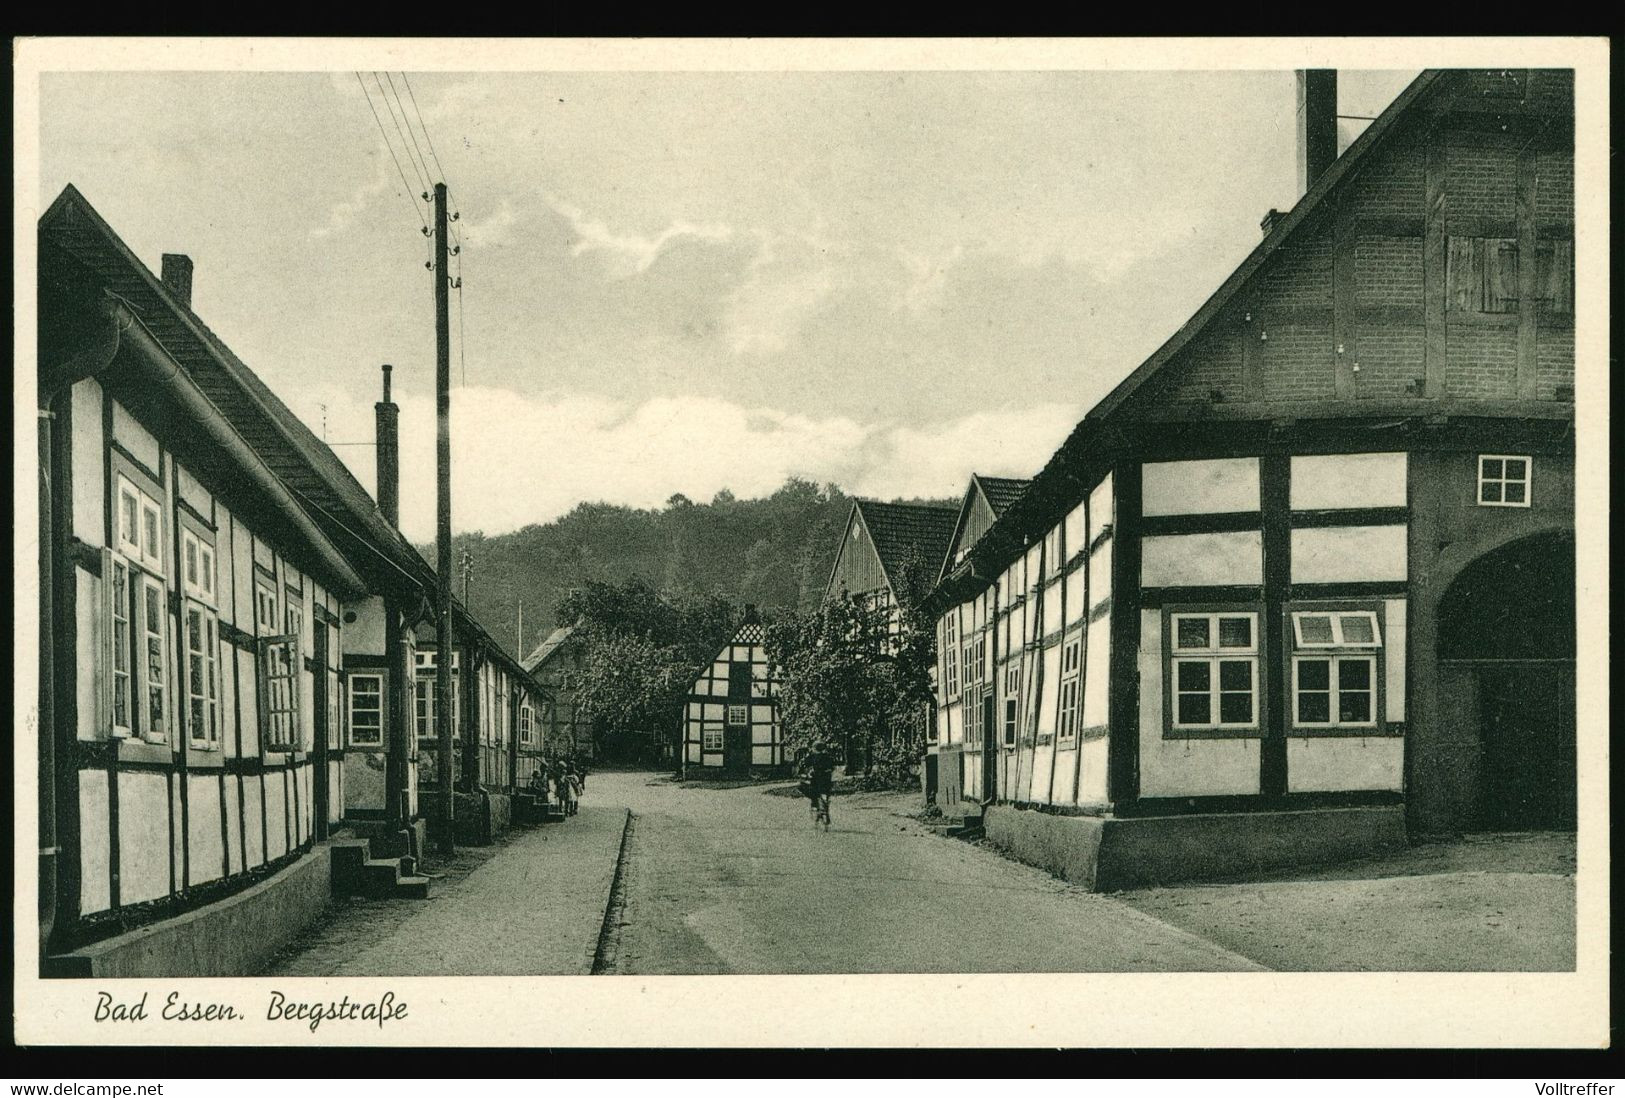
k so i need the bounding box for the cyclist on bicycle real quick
[799,744,836,827]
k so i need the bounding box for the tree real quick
[558,579,738,764]
[765,578,936,789]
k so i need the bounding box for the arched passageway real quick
[1437,531,1575,829]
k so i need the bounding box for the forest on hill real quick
[428,477,957,661]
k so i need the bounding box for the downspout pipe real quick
[39,290,129,968]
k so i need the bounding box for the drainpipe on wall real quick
[39,291,131,968]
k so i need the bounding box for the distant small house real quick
[523,624,589,759]
[680,608,786,777]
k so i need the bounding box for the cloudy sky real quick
[39,65,1416,543]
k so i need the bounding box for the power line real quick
[372,72,431,198]
[355,72,428,231]
[386,73,435,188]
[399,72,461,249]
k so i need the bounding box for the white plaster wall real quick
[76,572,102,738]
[79,770,111,914]
[236,656,258,753]
[1037,643,1061,734]
[1385,599,1407,722]
[243,778,264,868]
[176,462,211,517]
[1028,737,1054,804]
[1287,737,1404,792]
[1291,452,1407,510]
[1089,473,1114,541]
[170,776,184,889]
[72,380,105,546]
[1081,614,1110,729]
[1077,737,1109,805]
[1141,531,1263,587]
[1051,744,1078,805]
[225,775,243,875]
[265,774,288,859]
[1090,540,1113,610]
[1143,457,1261,516]
[187,774,224,885]
[118,770,169,905]
[1137,609,1259,798]
[111,401,160,471]
[232,518,255,633]
[1290,525,1408,583]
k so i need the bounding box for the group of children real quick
[528,754,587,817]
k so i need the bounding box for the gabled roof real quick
[523,625,578,673]
[927,71,1459,612]
[40,184,435,601]
[41,184,541,684]
[830,499,959,604]
[938,474,1032,583]
[974,475,1030,516]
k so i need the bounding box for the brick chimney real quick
[1296,70,1339,197]
[375,364,400,526]
[160,254,193,307]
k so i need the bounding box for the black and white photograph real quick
[12,36,1609,1050]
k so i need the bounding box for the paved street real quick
[594,771,1263,974]
[265,771,1574,977]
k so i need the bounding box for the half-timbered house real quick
[681,608,787,777]
[37,185,442,974]
[824,498,959,633]
[523,624,589,758]
[926,69,1576,888]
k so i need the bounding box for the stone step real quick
[395,875,432,900]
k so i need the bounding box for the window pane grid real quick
[349,674,383,746]
[1293,655,1377,728]
[1477,454,1532,508]
[1169,611,1258,731]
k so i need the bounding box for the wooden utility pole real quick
[433,181,456,853]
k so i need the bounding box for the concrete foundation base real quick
[48,846,333,977]
[982,804,1408,891]
[452,791,513,846]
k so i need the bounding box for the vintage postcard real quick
[11,36,1610,1049]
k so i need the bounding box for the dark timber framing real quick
[1106,460,1141,805]
[1259,454,1292,799]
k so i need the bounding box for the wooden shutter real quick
[1445,236,1481,311]
[1484,239,1520,313]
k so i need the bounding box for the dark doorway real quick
[1438,531,1575,830]
[980,692,998,802]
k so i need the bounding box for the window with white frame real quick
[137,575,169,744]
[520,704,534,746]
[1290,608,1382,730]
[180,527,216,604]
[1057,637,1082,743]
[1169,610,1260,732]
[183,601,221,748]
[1002,664,1021,748]
[727,703,748,726]
[254,581,278,634]
[108,556,135,737]
[259,634,301,752]
[348,673,384,746]
[942,614,959,699]
[1477,455,1532,508]
[415,677,434,743]
[107,471,172,745]
[702,722,724,751]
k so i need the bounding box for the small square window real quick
[1478,454,1533,508]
